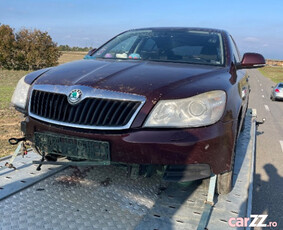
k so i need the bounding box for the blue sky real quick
[1,0,283,59]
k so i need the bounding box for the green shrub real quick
[0,24,61,70]
[0,24,17,69]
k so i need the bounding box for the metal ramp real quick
[0,109,256,230]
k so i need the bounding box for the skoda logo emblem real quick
[68,89,82,105]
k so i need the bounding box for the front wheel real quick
[201,170,233,194]
[216,135,236,194]
[216,170,233,194]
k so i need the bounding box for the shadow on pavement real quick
[252,164,283,229]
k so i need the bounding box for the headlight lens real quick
[11,76,30,110]
[144,90,226,128]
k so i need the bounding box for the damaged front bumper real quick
[22,116,236,178]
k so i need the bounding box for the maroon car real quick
[11,28,265,194]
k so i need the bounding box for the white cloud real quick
[243,37,260,42]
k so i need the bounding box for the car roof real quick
[128,27,228,34]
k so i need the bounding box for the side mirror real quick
[237,53,265,69]
[271,86,274,88]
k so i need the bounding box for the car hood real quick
[33,59,226,99]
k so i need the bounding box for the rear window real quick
[278,83,283,88]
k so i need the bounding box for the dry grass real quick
[0,51,86,158]
[58,51,87,65]
[258,66,283,84]
[0,69,30,157]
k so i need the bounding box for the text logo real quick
[228,215,277,228]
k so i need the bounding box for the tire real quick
[271,96,275,101]
[216,119,239,194]
[216,170,233,194]
[202,170,233,195]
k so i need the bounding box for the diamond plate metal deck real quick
[0,164,162,230]
[0,151,67,201]
[0,109,256,230]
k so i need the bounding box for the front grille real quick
[30,90,142,128]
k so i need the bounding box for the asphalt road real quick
[248,69,283,229]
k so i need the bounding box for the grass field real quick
[258,66,283,83]
[0,51,86,158]
[58,51,87,65]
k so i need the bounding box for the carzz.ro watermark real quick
[228,215,277,228]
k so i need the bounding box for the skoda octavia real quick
[11,28,265,194]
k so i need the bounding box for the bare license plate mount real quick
[34,132,110,162]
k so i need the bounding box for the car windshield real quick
[93,29,225,66]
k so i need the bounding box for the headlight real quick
[11,76,30,110]
[144,90,226,128]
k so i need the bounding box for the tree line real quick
[58,45,93,52]
[0,23,93,71]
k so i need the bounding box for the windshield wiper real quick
[146,59,222,66]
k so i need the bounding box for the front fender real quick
[24,68,52,85]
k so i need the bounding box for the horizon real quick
[1,0,283,60]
